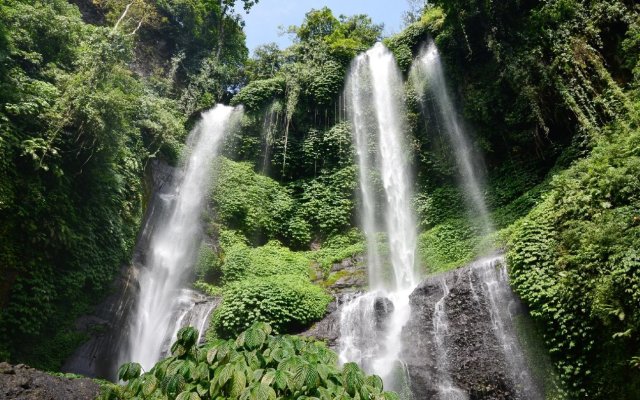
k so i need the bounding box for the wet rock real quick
[324,255,367,295]
[331,272,366,291]
[0,362,100,400]
[61,262,138,380]
[299,302,341,349]
[331,257,355,272]
[401,255,543,400]
[373,297,394,327]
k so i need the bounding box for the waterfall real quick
[120,105,241,371]
[471,255,542,398]
[410,42,493,234]
[260,101,281,174]
[432,279,468,400]
[340,42,418,394]
[159,289,221,357]
[408,42,542,399]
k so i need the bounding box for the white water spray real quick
[122,105,240,371]
[340,43,418,392]
[411,42,492,234]
[411,42,542,398]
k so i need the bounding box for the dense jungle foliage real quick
[211,1,640,398]
[1,0,639,399]
[418,0,640,397]
[0,0,254,370]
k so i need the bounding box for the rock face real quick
[300,255,367,349]
[63,160,176,380]
[328,256,367,292]
[306,254,544,399]
[402,255,543,400]
[300,301,342,349]
[0,362,100,400]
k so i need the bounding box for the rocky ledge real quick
[304,254,545,400]
[301,255,367,349]
[0,362,99,400]
[401,256,543,400]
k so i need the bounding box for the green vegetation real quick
[417,219,480,273]
[100,323,398,400]
[196,224,332,338]
[0,0,181,368]
[213,276,331,337]
[220,239,311,283]
[1,0,640,398]
[417,0,640,397]
[211,157,300,246]
[508,123,640,398]
[228,7,378,185]
[0,0,253,369]
[306,229,365,272]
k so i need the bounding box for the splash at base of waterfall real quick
[339,287,415,381]
[342,42,418,396]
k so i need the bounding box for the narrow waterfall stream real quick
[410,42,493,235]
[432,279,468,400]
[340,42,418,394]
[119,105,241,371]
[473,256,541,398]
[403,41,543,399]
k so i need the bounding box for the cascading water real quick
[472,255,541,398]
[120,105,241,371]
[411,42,492,234]
[260,101,281,173]
[432,279,468,400]
[408,42,543,399]
[340,42,418,394]
[159,289,220,356]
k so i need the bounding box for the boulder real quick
[0,362,100,400]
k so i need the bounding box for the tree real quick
[245,43,283,81]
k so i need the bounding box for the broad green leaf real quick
[230,370,247,398]
[142,375,158,396]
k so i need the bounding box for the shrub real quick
[211,158,294,244]
[297,166,356,237]
[230,76,286,111]
[307,230,365,272]
[221,240,311,283]
[417,218,480,273]
[508,125,640,399]
[101,323,399,400]
[213,276,332,337]
[194,244,221,282]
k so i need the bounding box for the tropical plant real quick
[213,275,331,337]
[100,323,399,400]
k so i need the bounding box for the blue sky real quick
[241,0,411,54]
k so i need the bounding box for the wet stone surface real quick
[402,258,542,400]
[0,362,100,400]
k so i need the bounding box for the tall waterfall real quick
[411,42,492,234]
[408,43,542,399]
[340,43,418,394]
[120,105,240,371]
